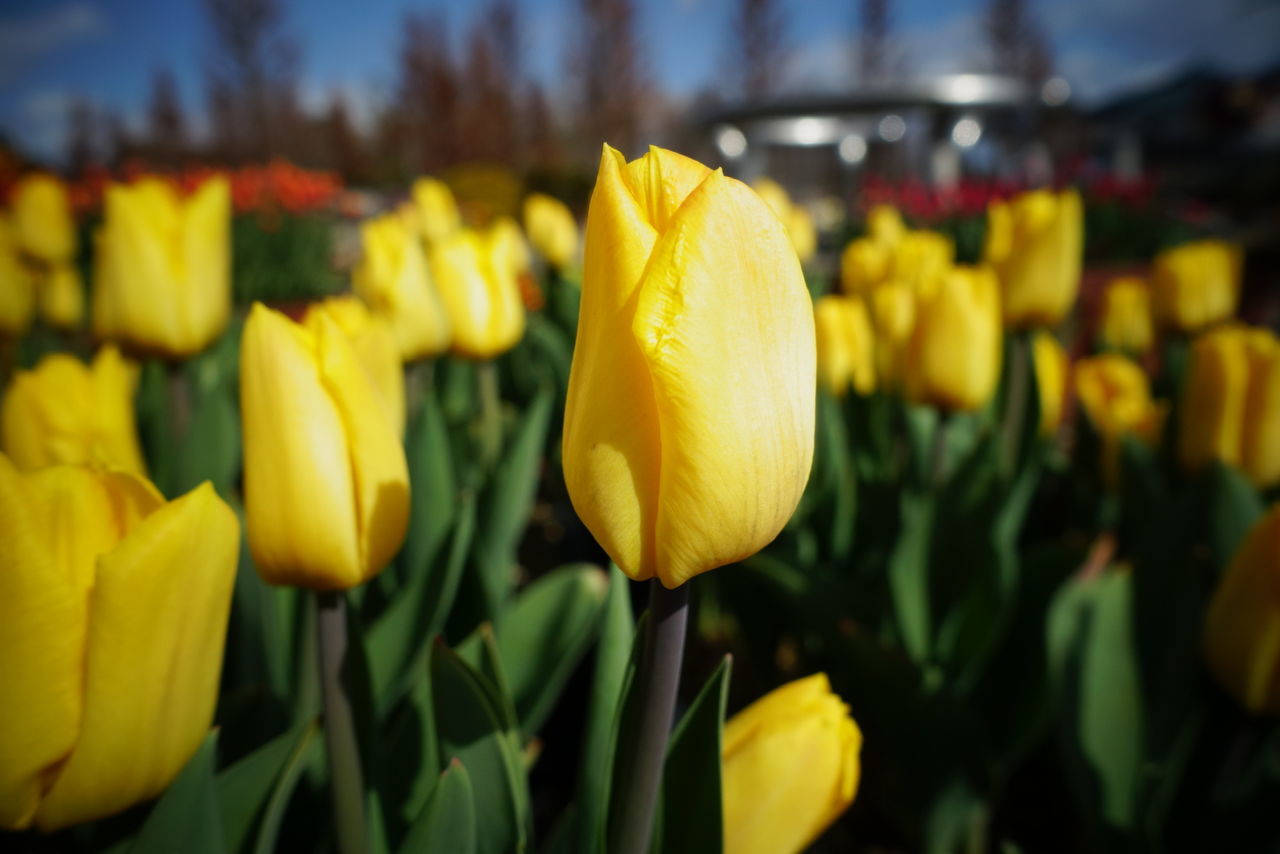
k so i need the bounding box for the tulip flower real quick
[984,188,1083,328]
[523,192,580,269]
[412,177,462,245]
[2,345,145,475]
[1151,239,1242,332]
[0,456,239,831]
[1242,330,1280,489]
[353,213,452,360]
[12,172,76,264]
[305,297,406,435]
[906,266,1002,411]
[868,280,916,389]
[92,176,231,357]
[815,295,875,397]
[839,237,891,295]
[487,215,532,282]
[563,144,815,588]
[1097,276,1154,354]
[1075,354,1164,485]
[240,303,410,590]
[1203,504,1280,714]
[752,178,818,265]
[40,262,84,330]
[428,227,526,360]
[866,204,905,247]
[891,230,954,290]
[0,215,35,336]
[722,673,862,854]
[1032,331,1069,436]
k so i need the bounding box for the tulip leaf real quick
[400,386,457,585]
[398,760,477,854]
[380,662,440,840]
[1204,461,1264,572]
[495,563,610,737]
[658,655,732,854]
[217,718,318,854]
[889,490,934,664]
[457,622,522,740]
[131,730,226,854]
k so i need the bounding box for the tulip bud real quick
[839,237,891,295]
[0,215,35,336]
[2,345,145,475]
[868,280,916,389]
[1032,331,1069,436]
[487,215,532,282]
[1097,276,1154,354]
[92,177,231,357]
[412,177,462,245]
[906,265,1002,411]
[984,189,1083,328]
[354,213,452,361]
[722,674,862,854]
[428,227,526,360]
[751,178,817,264]
[563,145,815,588]
[867,204,906,247]
[0,457,239,830]
[1075,354,1163,486]
[40,262,84,330]
[891,230,954,290]
[12,173,76,263]
[240,303,410,590]
[1242,330,1280,489]
[523,192,580,269]
[305,296,406,435]
[1203,504,1280,714]
[815,295,875,398]
[1151,240,1241,333]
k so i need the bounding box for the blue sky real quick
[2,0,1278,162]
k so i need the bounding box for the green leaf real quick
[659,656,731,854]
[1204,462,1264,571]
[401,387,457,583]
[131,731,226,854]
[399,761,476,854]
[381,661,440,835]
[217,719,318,854]
[889,491,934,664]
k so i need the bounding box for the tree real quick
[728,0,790,100]
[326,94,366,181]
[571,0,647,157]
[984,0,1054,86]
[64,98,99,175]
[459,3,520,166]
[395,11,461,173]
[524,83,562,170]
[147,68,187,165]
[858,0,890,84]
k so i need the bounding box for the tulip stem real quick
[1000,332,1030,475]
[610,580,690,854]
[315,592,367,854]
[476,360,502,469]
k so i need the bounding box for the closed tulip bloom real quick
[563,145,815,588]
[1098,276,1154,354]
[891,230,954,290]
[305,297,405,435]
[412,177,462,245]
[0,215,35,335]
[906,266,1002,411]
[1203,504,1280,714]
[241,303,410,590]
[1075,354,1163,485]
[523,193,580,269]
[815,295,875,397]
[12,173,75,263]
[488,215,532,282]
[353,213,451,360]
[722,674,862,854]
[752,178,818,264]
[2,345,145,475]
[1032,331,1069,436]
[0,456,239,830]
[40,262,84,330]
[429,228,526,359]
[1242,330,1280,488]
[1151,240,1242,333]
[984,189,1083,328]
[840,237,891,295]
[93,177,231,357]
[866,204,906,247]
[868,280,916,389]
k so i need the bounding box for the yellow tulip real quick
[722,673,862,854]
[1098,276,1154,354]
[0,456,239,831]
[839,237,891,295]
[92,177,231,357]
[906,265,1002,411]
[412,176,462,245]
[523,192,580,269]
[428,228,526,360]
[868,280,916,389]
[0,214,35,335]
[240,303,410,590]
[563,144,815,588]
[751,177,791,222]
[1075,354,1163,486]
[891,230,954,290]
[2,345,145,475]
[1242,330,1280,489]
[751,178,818,264]
[1151,240,1242,332]
[488,215,532,282]
[815,295,875,397]
[353,213,451,360]
[1203,504,1280,714]
[40,262,84,330]
[867,204,906,247]
[1032,331,1069,436]
[984,188,1082,328]
[12,173,75,263]
[305,296,406,435]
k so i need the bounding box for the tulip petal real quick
[632,170,815,587]
[621,145,712,233]
[181,177,232,352]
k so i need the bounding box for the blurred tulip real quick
[892,230,954,289]
[353,213,451,360]
[866,204,905,247]
[2,346,145,474]
[93,177,231,357]
[12,173,75,263]
[839,237,891,295]
[1203,504,1280,714]
[984,188,1082,328]
[240,303,410,590]
[39,262,84,330]
[411,176,462,245]
[814,295,875,397]
[523,192,580,269]
[0,215,35,336]
[1075,354,1163,485]
[0,457,239,831]
[488,215,532,282]
[722,673,862,854]
[1242,330,1280,489]
[1032,331,1069,436]
[1097,276,1154,354]
[1151,239,1242,332]
[563,145,815,588]
[868,280,916,389]
[305,296,405,435]
[906,266,1002,411]
[752,178,818,264]
[428,228,526,359]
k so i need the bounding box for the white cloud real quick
[0,2,107,84]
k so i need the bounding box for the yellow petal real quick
[13,173,76,263]
[867,204,905,248]
[1075,354,1162,486]
[989,189,1082,328]
[307,297,406,435]
[179,177,233,353]
[0,214,37,336]
[1242,331,1280,488]
[430,229,525,359]
[39,262,85,330]
[621,145,713,233]
[1178,325,1248,473]
[815,295,875,398]
[354,214,452,360]
[839,238,890,295]
[906,266,1002,412]
[1032,331,1068,436]
[523,193,580,269]
[1152,240,1241,332]
[1098,276,1154,355]
[412,177,462,245]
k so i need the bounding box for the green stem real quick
[316,592,367,854]
[930,411,950,491]
[609,580,690,854]
[476,360,502,470]
[1000,332,1030,476]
